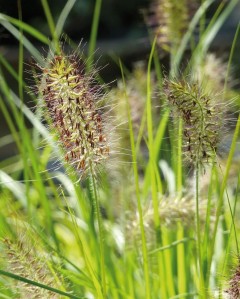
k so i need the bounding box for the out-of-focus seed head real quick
[34,49,111,179]
[110,62,158,166]
[193,53,234,95]
[146,0,199,51]
[125,193,214,248]
[1,236,63,298]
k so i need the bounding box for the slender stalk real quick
[67,195,104,299]
[89,163,107,298]
[176,119,186,294]
[207,115,240,284]
[221,173,240,276]
[87,0,102,71]
[0,269,82,299]
[17,0,23,106]
[177,119,183,195]
[224,22,240,95]
[147,37,160,237]
[41,0,60,53]
[119,60,151,299]
[195,163,206,298]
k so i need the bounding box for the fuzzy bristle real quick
[36,51,110,178]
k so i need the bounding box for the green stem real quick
[0,269,82,299]
[147,37,160,237]
[87,0,102,71]
[207,115,240,285]
[224,22,240,95]
[195,164,206,298]
[119,60,151,299]
[41,0,60,53]
[89,163,107,298]
[177,119,183,194]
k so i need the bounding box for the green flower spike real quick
[164,77,225,167]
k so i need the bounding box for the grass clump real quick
[0,0,240,298]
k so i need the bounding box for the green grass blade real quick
[87,0,102,70]
[0,13,49,44]
[177,119,183,194]
[0,270,83,299]
[56,0,77,37]
[224,22,240,94]
[201,0,239,53]
[0,170,27,206]
[177,225,186,295]
[143,110,169,197]
[17,0,24,119]
[41,0,60,52]
[207,115,240,285]
[149,238,195,255]
[146,37,160,233]
[172,0,214,75]
[0,21,43,63]
[189,0,239,69]
[119,59,151,299]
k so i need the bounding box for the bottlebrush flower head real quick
[34,49,111,179]
[2,236,63,298]
[146,0,199,51]
[126,193,214,248]
[163,77,225,167]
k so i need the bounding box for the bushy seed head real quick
[126,194,213,248]
[35,50,111,179]
[164,77,225,167]
[111,62,152,133]
[1,236,62,298]
[147,0,199,51]
[193,53,234,95]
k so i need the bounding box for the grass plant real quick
[0,0,240,298]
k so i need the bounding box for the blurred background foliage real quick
[0,0,240,160]
[0,0,149,44]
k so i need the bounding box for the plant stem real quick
[207,115,240,285]
[41,0,60,53]
[87,0,102,71]
[177,119,183,195]
[0,269,82,299]
[89,163,107,298]
[195,163,206,298]
[119,60,151,299]
[147,37,160,238]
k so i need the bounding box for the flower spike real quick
[35,49,110,179]
[164,77,225,167]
